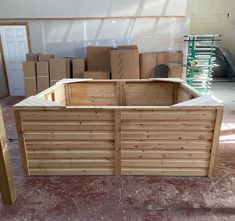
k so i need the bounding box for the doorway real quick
[0,25,30,96]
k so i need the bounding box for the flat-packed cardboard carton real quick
[111,47,139,79]
[72,58,85,78]
[36,62,50,92]
[116,45,138,50]
[49,59,70,85]
[38,54,55,62]
[23,62,37,97]
[83,71,110,79]
[140,51,184,79]
[87,46,112,71]
[26,53,39,62]
[167,63,184,78]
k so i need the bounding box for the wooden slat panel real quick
[121,110,216,120]
[24,132,114,140]
[122,168,208,176]
[21,110,114,121]
[29,159,114,168]
[29,168,115,175]
[26,141,114,150]
[122,141,212,150]
[27,150,114,159]
[121,131,213,140]
[122,159,209,168]
[22,121,114,131]
[122,150,211,159]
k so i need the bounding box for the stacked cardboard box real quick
[38,54,55,62]
[23,62,37,97]
[83,71,110,79]
[111,46,139,79]
[49,59,70,85]
[87,46,112,72]
[72,59,85,78]
[36,62,50,92]
[140,51,184,79]
[26,53,39,62]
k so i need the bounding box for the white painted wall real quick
[188,0,235,61]
[0,0,189,57]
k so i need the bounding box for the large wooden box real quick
[14,79,223,177]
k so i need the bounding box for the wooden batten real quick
[208,108,224,176]
[0,107,17,204]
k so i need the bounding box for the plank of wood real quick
[122,150,211,159]
[121,110,216,120]
[26,141,114,150]
[29,159,114,168]
[121,121,214,131]
[22,121,115,131]
[0,107,16,204]
[122,159,209,168]
[24,132,114,140]
[122,140,212,150]
[20,110,115,121]
[174,96,223,107]
[14,110,30,176]
[27,150,114,159]
[121,131,213,140]
[0,144,17,204]
[115,110,121,175]
[208,108,224,176]
[29,168,115,176]
[122,168,208,176]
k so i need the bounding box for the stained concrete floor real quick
[0,82,235,221]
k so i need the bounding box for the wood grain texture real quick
[0,107,17,204]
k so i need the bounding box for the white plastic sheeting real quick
[29,17,189,57]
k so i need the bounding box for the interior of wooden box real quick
[39,81,198,107]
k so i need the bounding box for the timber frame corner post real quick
[0,106,17,204]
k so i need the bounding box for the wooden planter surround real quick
[14,79,223,177]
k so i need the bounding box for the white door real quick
[0,26,29,96]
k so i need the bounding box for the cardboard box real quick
[168,63,184,78]
[38,54,55,62]
[24,78,37,97]
[23,62,37,97]
[111,48,139,79]
[116,45,138,50]
[26,53,39,62]
[72,58,85,78]
[140,51,184,79]
[49,59,70,84]
[36,62,50,92]
[83,71,110,79]
[87,46,112,71]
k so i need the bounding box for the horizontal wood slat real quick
[122,150,211,159]
[122,159,209,168]
[27,150,114,159]
[21,111,114,121]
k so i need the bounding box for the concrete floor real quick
[0,82,235,221]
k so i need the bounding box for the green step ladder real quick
[184,35,221,94]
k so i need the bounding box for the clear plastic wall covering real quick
[29,17,189,58]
